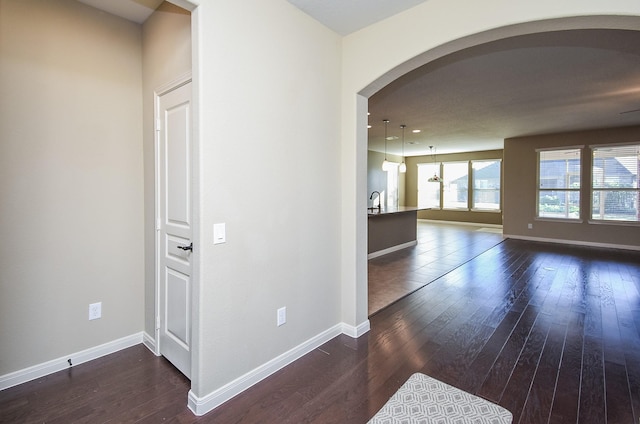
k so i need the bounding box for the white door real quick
[157,81,192,378]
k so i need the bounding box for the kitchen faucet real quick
[369,191,381,211]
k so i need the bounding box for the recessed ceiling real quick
[368,29,640,156]
[76,0,163,23]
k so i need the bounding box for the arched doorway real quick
[347,14,640,330]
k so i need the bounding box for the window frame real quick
[385,161,400,209]
[589,142,640,225]
[417,162,442,209]
[417,158,503,213]
[442,161,470,210]
[536,147,583,222]
[471,159,502,212]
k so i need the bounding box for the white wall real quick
[192,0,343,397]
[141,1,192,344]
[0,0,144,375]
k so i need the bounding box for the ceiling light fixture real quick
[399,125,407,173]
[382,119,390,171]
[427,145,442,183]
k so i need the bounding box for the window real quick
[418,159,502,212]
[472,160,501,211]
[417,163,440,208]
[443,162,468,209]
[591,144,639,222]
[537,148,581,220]
[386,162,399,209]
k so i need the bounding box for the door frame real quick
[154,72,193,357]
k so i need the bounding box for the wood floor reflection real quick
[369,221,504,315]
[2,237,639,423]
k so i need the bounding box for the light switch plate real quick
[89,302,102,320]
[277,307,286,326]
[213,223,226,244]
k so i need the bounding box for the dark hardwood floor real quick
[368,221,504,314]
[2,238,639,423]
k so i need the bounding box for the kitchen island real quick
[367,206,429,259]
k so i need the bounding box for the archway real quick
[348,14,640,330]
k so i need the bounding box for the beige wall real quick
[3,0,640,412]
[503,126,640,248]
[141,2,191,344]
[405,150,503,225]
[192,0,640,404]
[0,0,144,374]
[193,0,343,397]
[342,3,640,340]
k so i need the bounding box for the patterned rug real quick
[368,373,513,424]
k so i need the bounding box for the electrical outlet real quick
[277,307,286,327]
[89,302,102,320]
[527,223,533,229]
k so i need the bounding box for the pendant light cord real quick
[382,120,390,171]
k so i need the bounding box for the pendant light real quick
[427,145,442,182]
[382,119,390,171]
[399,124,407,173]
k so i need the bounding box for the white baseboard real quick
[341,319,371,338]
[3,320,374,416]
[503,234,640,252]
[0,332,144,391]
[368,240,417,259]
[418,219,503,228]
[143,332,160,356]
[188,320,371,416]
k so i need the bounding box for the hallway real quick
[369,220,504,315]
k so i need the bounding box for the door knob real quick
[177,242,193,252]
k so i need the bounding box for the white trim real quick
[0,333,143,391]
[155,72,192,96]
[503,234,640,252]
[535,145,585,153]
[153,84,162,357]
[187,321,369,416]
[368,240,417,259]
[535,217,583,224]
[588,219,640,227]
[470,208,502,213]
[341,320,371,338]
[589,141,640,149]
[143,332,159,355]
[168,0,197,12]
[153,73,193,361]
[418,219,503,229]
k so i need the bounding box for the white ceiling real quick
[286,0,429,35]
[80,0,427,31]
[79,1,640,157]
